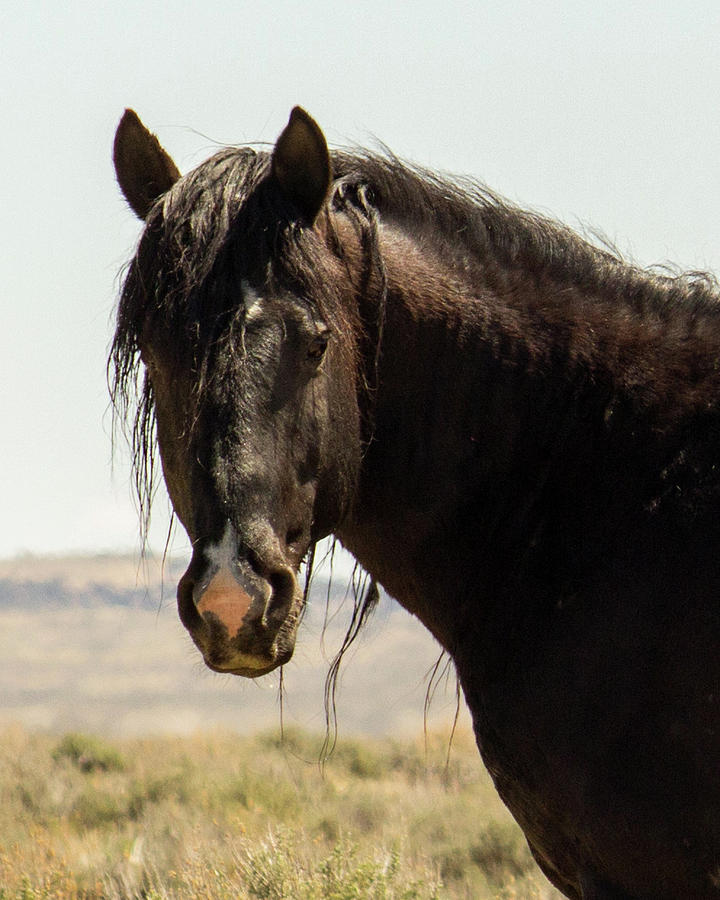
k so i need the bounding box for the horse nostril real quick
[177,570,203,631]
[267,567,296,621]
[270,567,294,598]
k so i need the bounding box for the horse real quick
[111,106,720,899]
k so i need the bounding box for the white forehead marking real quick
[204,522,236,571]
[242,280,264,323]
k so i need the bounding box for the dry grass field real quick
[0,725,563,899]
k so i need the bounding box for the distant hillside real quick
[0,554,184,610]
[0,574,156,610]
[0,552,184,595]
[0,553,468,739]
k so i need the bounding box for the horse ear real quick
[113,109,181,220]
[271,107,332,222]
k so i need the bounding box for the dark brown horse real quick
[111,106,720,898]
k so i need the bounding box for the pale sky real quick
[2,1,719,559]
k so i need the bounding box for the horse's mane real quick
[113,143,720,381]
[330,150,720,319]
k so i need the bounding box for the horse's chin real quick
[200,643,295,679]
[204,659,287,679]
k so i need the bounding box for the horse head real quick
[112,108,363,677]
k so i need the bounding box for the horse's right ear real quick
[271,107,332,223]
[113,109,180,220]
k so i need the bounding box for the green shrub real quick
[256,727,324,762]
[70,789,128,829]
[334,739,385,779]
[235,829,440,900]
[469,820,535,881]
[52,733,125,773]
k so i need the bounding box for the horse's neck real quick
[337,225,718,651]
[338,231,569,639]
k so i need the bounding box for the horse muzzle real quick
[176,526,303,678]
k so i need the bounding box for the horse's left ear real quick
[113,109,181,220]
[271,107,332,223]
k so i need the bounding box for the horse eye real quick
[307,330,330,362]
